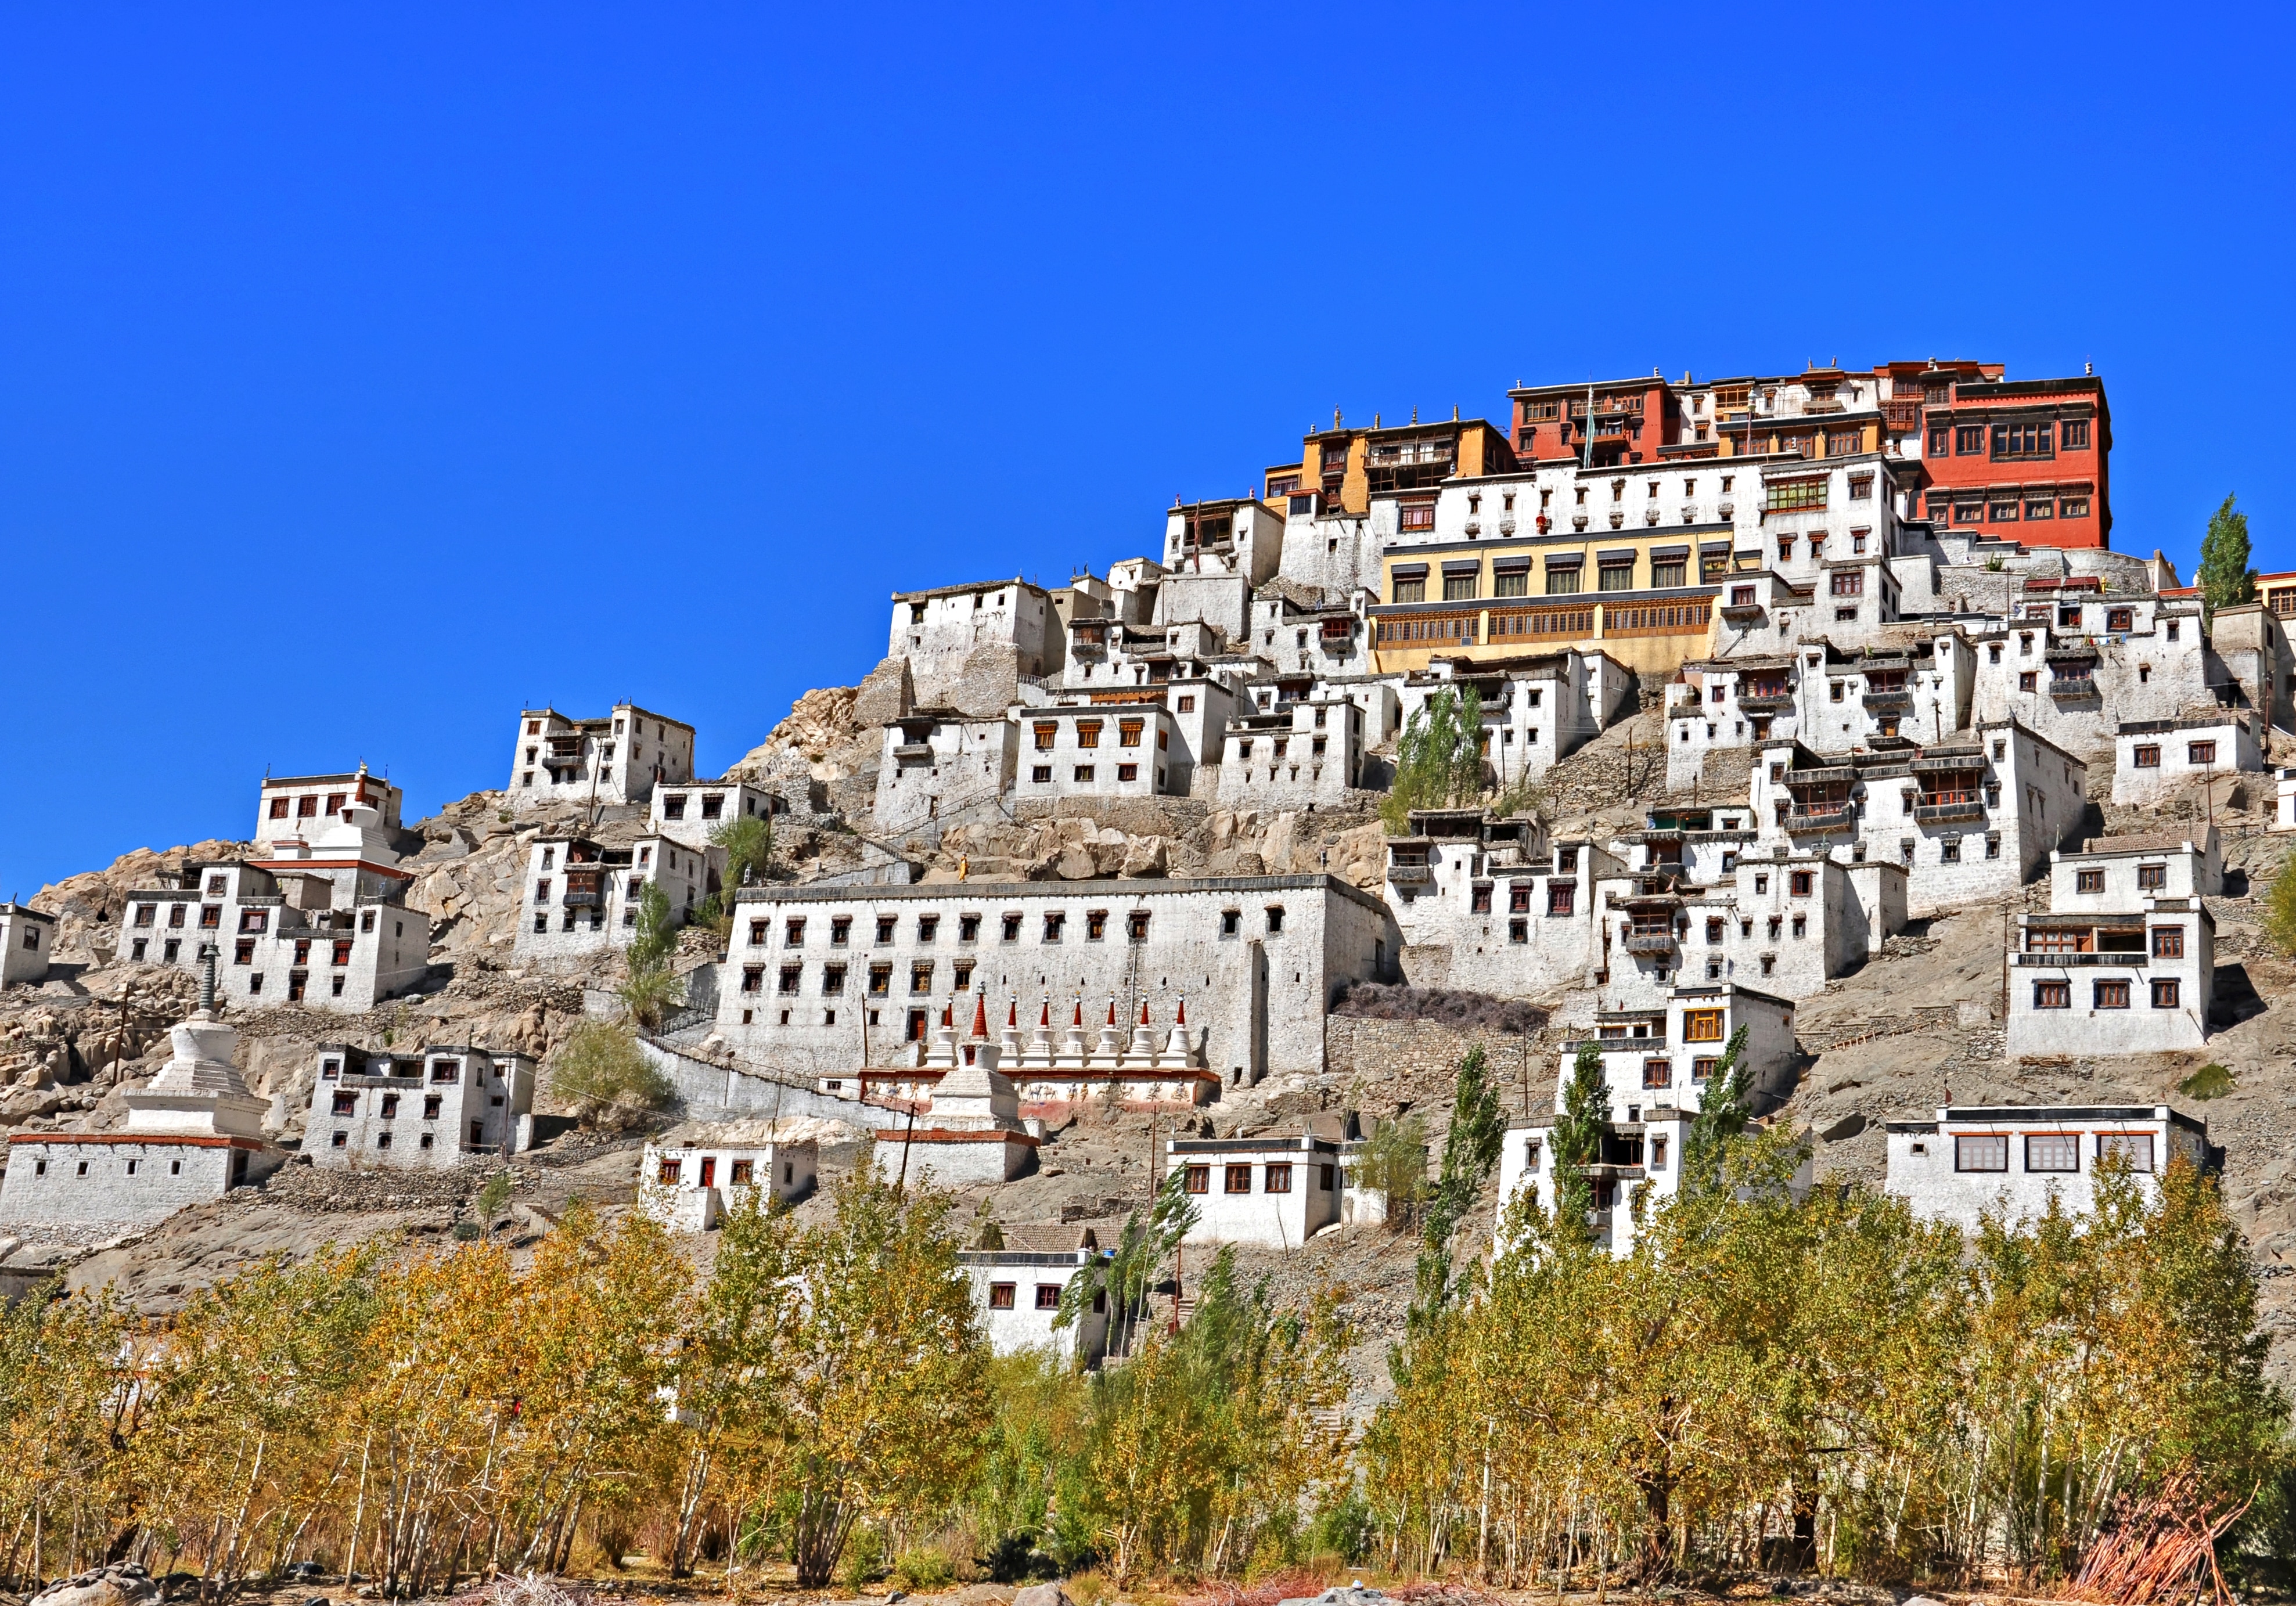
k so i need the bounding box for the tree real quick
[1679,1025,1751,1198]
[1058,1169,1198,1359]
[2264,848,2296,957]
[627,881,679,977]
[1381,687,1485,833]
[711,813,774,891]
[2199,494,2255,612]
[1410,1046,1509,1318]
[1548,1040,1611,1237]
[548,1020,675,1127]
[1352,1114,1429,1231]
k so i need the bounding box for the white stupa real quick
[872,991,1039,1184]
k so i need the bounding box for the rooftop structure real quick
[309,1043,537,1169]
[510,704,694,811]
[1884,1105,2209,1231]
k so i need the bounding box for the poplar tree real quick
[2198,494,2255,611]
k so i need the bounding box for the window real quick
[2132,744,2160,768]
[917,915,939,944]
[2075,868,2105,894]
[1650,558,1685,589]
[1002,913,1022,942]
[2188,741,2217,765]
[989,1283,1016,1310]
[1073,765,1096,783]
[2097,1132,2154,1172]
[1830,569,1863,597]
[1077,721,1102,750]
[1954,424,1986,455]
[1545,564,1581,595]
[2151,978,2182,1009]
[868,963,891,996]
[1642,1058,1672,1089]
[1443,571,1479,602]
[332,1091,358,1116]
[1955,1135,2009,1171]
[2027,1133,2080,1172]
[1224,1164,1253,1194]
[1184,1165,1210,1194]
[1265,1163,1293,1193]
[1494,568,1528,597]
[1265,905,1285,934]
[1683,1009,1723,1042]
[1031,766,1051,784]
[2137,863,2167,891]
[823,963,847,995]
[1692,1057,1717,1083]
[1128,911,1150,942]
[2061,494,2091,519]
[2153,926,2185,959]
[2061,417,2092,450]
[1848,473,1873,500]
[779,965,803,995]
[1032,722,1056,751]
[1941,838,1962,863]
[909,963,933,995]
[2095,980,2131,1009]
[1548,884,1575,917]
[785,917,806,946]
[2020,671,2039,693]
[876,916,896,944]
[1035,1283,1063,1310]
[1597,562,1635,592]
[1509,919,1527,943]
[1392,575,1426,603]
[1765,478,1827,512]
[2033,981,2071,1009]
[1119,719,1143,748]
[1042,912,1067,942]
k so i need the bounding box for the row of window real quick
[655,1156,794,1187]
[987,1280,1107,1313]
[1927,418,2092,459]
[1179,1161,1337,1195]
[2129,741,2217,768]
[745,906,1284,952]
[265,791,351,820]
[1925,492,2093,525]
[2030,979,2182,1009]
[328,1125,483,1151]
[2072,866,2172,894]
[132,902,388,935]
[1030,764,1158,784]
[1028,720,1165,751]
[1946,1130,2149,1173]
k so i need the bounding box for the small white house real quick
[640,1125,819,1230]
[255,767,404,850]
[649,778,783,851]
[1167,1132,1342,1248]
[510,704,694,810]
[1883,1104,2212,1231]
[2111,716,2262,807]
[0,905,55,989]
[1552,984,1797,1118]
[2272,768,2296,833]
[958,1236,1112,1363]
[309,1044,537,1168]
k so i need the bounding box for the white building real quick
[1214,693,1367,808]
[2007,836,2216,1058]
[510,705,694,810]
[959,1238,1113,1364]
[309,1043,536,1168]
[1168,1132,1342,1248]
[1385,814,1620,998]
[649,778,783,851]
[715,875,1398,1088]
[2275,768,2296,833]
[830,993,1215,1117]
[0,905,55,989]
[888,579,1059,705]
[2110,715,2263,808]
[256,766,402,849]
[1884,1104,2212,1231]
[0,964,283,1230]
[872,710,1021,835]
[1016,704,1187,800]
[639,1124,819,1229]
[1394,650,1636,791]
[510,833,723,967]
[1748,720,2086,917]
[1553,984,1797,1119]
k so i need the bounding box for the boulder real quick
[1011,1586,1071,1606]
[1274,1588,1385,1606]
[31,1564,163,1606]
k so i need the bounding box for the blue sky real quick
[2,5,2290,894]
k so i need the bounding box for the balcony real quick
[1387,862,1434,887]
[2013,952,2147,967]
[1882,398,1922,430]
[1863,688,1912,713]
[1910,754,1987,777]
[2050,676,2098,700]
[892,743,934,762]
[1784,805,1854,832]
[1623,931,1678,956]
[1720,599,1766,623]
[1739,692,1794,714]
[562,890,604,909]
[1915,792,1986,824]
[1786,765,1856,787]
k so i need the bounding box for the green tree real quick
[627,881,679,976]
[1410,1046,1509,1318]
[711,813,774,891]
[1351,1114,1428,1231]
[548,1020,675,1126]
[1679,1025,1751,1198]
[1058,1169,1198,1359]
[2199,494,2255,611]
[1548,1040,1611,1236]
[1381,687,1485,832]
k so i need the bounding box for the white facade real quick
[510,834,722,967]
[0,905,55,989]
[1553,984,1798,1119]
[958,1245,1112,1363]
[872,711,1021,834]
[2275,768,2296,833]
[255,767,402,849]
[1394,650,1635,791]
[310,1044,536,1168]
[121,859,431,1014]
[649,779,782,851]
[1884,1105,2211,1231]
[1968,592,2212,757]
[2110,716,2262,807]
[1168,1133,1342,1248]
[1247,593,1374,679]
[640,1131,818,1229]
[1215,693,1367,808]
[1016,704,1186,801]
[510,705,694,810]
[2008,837,2215,1058]
[888,579,1057,703]
[716,876,1398,1088]
[1387,820,1618,999]
[1163,498,1285,588]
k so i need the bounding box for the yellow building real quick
[1370,524,1730,677]
[1264,414,1517,515]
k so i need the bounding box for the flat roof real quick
[731,872,1393,919]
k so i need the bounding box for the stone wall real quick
[1322,1013,1559,1118]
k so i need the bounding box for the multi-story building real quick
[648,777,784,851]
[1914,372,2111,550]
[1392,650,1637,791]
[1015,703,1188,801]
[1246,590,1374,679]
[1884,1105,2209,1231]
[0,905,55,989]
[1747,721,2086,916]
[509,705,694,811]
[2110,715,2263,807]
[308,1043,537,1168]
[1967,582,2214,756]
[2007,836,2216,1057]
[711,876,1399,1088]
[510,833,722,966]
[1167,1131,1344,1248]
[958,1234,1113,1363]
[1269,414,1520,598]
[887,579,1060,707]
[255,766,402,849]
[872,710,1022,835]
[1214,692,1367,809]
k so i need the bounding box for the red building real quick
[1912,369,2111,550]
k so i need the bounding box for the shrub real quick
[548,1020,675,1127]
[1351,1115,1427,1230]
[2179,1063,2234,1100]
[893,1546,956,1591]
[616,962,684,1030]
